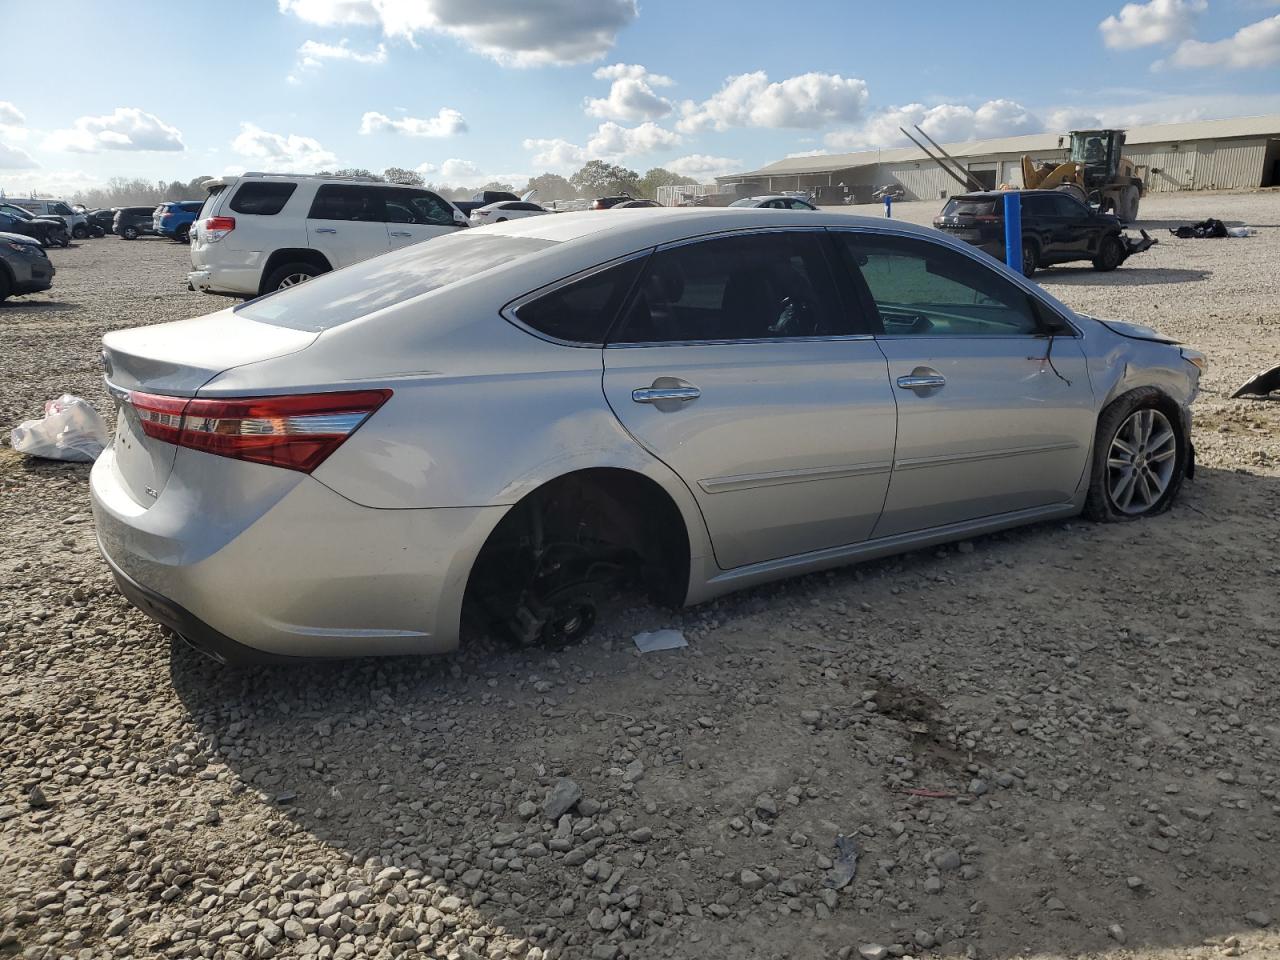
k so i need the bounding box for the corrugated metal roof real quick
[723,114,1280,180]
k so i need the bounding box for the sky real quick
[2,0,1280,197]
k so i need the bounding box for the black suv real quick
[933,190,1135,276]
[113,206,158,240]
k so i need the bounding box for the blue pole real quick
[1003,191,1022,274]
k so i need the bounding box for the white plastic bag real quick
[10,395,109,462]
[1227,226,1257,238]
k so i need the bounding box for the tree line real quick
[7,163,701,210]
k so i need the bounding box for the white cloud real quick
[230,122,338,172]
[784,149,830,159]
[359,108,468,136]
[586,121,680,157]
[43,108,184,153]
[667,154,741,179]
[1045,108,1105,130]
[0,102,24,127]
[0,168,103,196]
[678,71,868,133]
[0,142,37,169]
[278,0,637,66]
[415,158,526,188]
[826,99,1041,150]
[585,63,674,121]
[289,38,387,81]
[1161,13,1280,68]
[521,122,679,173]
[522,137,587,171]
[1099,0,1205,48]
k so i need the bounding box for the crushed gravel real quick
[2,194,1279,960]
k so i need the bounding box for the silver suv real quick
[188,172,469,298]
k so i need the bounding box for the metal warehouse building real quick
[717,114,1280,204]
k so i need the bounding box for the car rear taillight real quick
[129,389,391,472]
[203,216,235,242]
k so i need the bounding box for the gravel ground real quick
[2,194,1279,960]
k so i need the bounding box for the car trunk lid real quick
[101,309,319,506]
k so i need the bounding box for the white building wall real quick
[1126,138,1267,192]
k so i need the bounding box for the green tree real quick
[637,167,697,199]
[383,166,424,186]
[570,161,640,197]
[479,180,515,194]
[524,172,576,202]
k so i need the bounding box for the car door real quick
[1050,194,1098,258]
[306,184,391,267]
[830,230,1095,538]
[601,230,897,570]
[384,188,466,249]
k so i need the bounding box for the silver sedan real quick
[90,209,1204,663]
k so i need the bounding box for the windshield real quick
[728,198,758,207]
[238,233,556,332]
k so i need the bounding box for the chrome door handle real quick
[633,386,701,404]
[389,230,412,237]
[315,227,337,234]
[896,375,946,390]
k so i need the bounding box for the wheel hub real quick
[1106,408,1177,515]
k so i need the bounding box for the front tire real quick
[175,224,190,243]
[1084,389,1188,522]
[263,261,323,293]
[122,226,138,240]
[1093,235,1124,272]
[72,224,89,240]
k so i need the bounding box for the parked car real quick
[91,208,1203,664]
[933,189,1144,277]
[729,195,818,210]
[188,172,470,297]
[114,207,159,240]
[0,231,55,300]
[469,200,550,225]
[612,199,661,209]
[453,190,524,218]
[85,209,116,237]
[0,208,70,247]
[7,198,90,239]
[153,200,204,242]
[590,196,638,210]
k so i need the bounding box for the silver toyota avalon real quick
[89,209,1204,664]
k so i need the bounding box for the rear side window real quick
[237,233,556,332]
[230,182,297,216]
[179,201,204,213]
[198,185,226,218]
[610,231,848,344]
[308,184,385,222]
[383,189,456,226]
[514,257,646,345]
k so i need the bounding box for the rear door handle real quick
[314,227,337,234]
[389,230,412,237]
[896,374,946,390]
[633,386,701,404]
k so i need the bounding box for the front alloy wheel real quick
[1106,407,1177,515]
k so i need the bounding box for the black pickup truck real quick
[933,189,1154,277]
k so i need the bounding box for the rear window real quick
[237,233,556,332]
[229,182,297,216]
[942,198,998,217]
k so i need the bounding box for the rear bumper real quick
[187,267,258,297]
[90,446,507,661]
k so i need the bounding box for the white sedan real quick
[730,195,818,210]
[470,200,551,225]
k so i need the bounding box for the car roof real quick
[954,190,1064,201]
[483,207,947,252]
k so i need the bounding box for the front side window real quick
[308,184,385,222]
[383,189,456,226]
[515,257,646,345]
[836,233,1041,337]
[1052,195,1088,218]
[51,202,73,216]
[610,231,847,344]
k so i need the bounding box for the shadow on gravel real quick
[0,299,82,314]
[1039,266,1211,285]
[166,466,1280,960]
